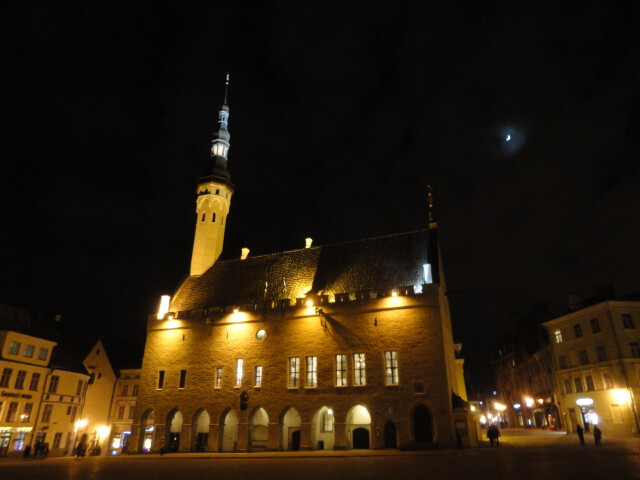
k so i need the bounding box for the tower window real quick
[335,354,347,387]
[221,216,224,226]
[201,213,205,222]
[235,359,243,387]
[353,353,366,386]
[215,189,220,195]
[212,212,216,222]
[179,369,187,389]
[384,351,399,385]
[288,357,300,388]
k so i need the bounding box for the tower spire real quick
[223,72,229,105]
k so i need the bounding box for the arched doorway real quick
[280,407,301,451]
[219,409,239,452]
[353,428,370,449]
[249,407,269,452]
[191,409,210,452]
[139,409,156,453]
[346,405,371,449]
[311,406,335,450]
[167,409,183,452]
[413,405,433,443]
[384,421,397,448]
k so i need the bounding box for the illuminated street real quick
[1,430,638,480]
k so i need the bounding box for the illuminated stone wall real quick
[130,285,459,452]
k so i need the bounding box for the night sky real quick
[2,3,639,391]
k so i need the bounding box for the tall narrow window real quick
[0,368,13,388]
[596,346,607,362]
[585,375,595,391]
[306,357,317,387]
[255,366,263,387]
[590,318,601,334]
[622,313,636,329]
[215,367,223,388]
[118,406,125,420]
[7,402,19,422]
[132,385,139,396]
[573,377,584,393]
[201,213,205,222]
[70,406,77,423]
[22,403,33,422]
[14,370,27,390]
[53,433,62,449]
[121,385,129,396]
[602,371,614,389]
[573,324,583,338]
[288,357,300,388]
[42,404,53,423]
[29,373,40,391]
[322,411,334,432]
[385,351,399,385]
[212,212,216,222]
[554,330,563,344]
[76,380,84,396]
[353,353,366,386]
[221,216,224,226]
[235,359,243,387]
[48,375,60,393]
[157,370,165,390]
[630,342,640,358]
[335,354,347,387]
[179,370,187,389]
[38,347,48,360]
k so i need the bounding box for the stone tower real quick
[190,75,234,276]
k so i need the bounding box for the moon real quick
[505,134,511,142]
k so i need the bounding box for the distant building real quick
[129,80,471,453]
[75,340,117,456]
[544,300,640,436]
[0,329,89,457]
[492,306,559,429]
[107,366,141,455]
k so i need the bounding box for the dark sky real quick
[2,2,639,389]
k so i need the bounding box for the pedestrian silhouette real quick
[487,425,500,446]
[576,424,585,446]
[593,426,602,446]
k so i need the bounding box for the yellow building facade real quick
[0,330,89,457]
[544,300,640,436]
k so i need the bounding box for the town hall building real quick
[129,80,470,453]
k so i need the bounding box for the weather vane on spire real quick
[224,72,230,105]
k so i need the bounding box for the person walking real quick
[487,425,501,446]
[593,426,602,446]
[576,424,585,446]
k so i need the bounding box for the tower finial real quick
[223,72,230,105]
[427,185,436,227]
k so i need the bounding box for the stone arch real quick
[138,408,156,453]
[219,408,239,452]
[279,406,302,451]
[166,408,183,452]
[346,404,372,449]
[191,408,210,452]
[412,404,434,443]
[248,407,269,452]
[311,405,335,450]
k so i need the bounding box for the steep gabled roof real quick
[170,229,431,312]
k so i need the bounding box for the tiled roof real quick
[170,229,432,311]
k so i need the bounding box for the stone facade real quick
[130,279,462,452]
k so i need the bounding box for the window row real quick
[558,342,640,368]
[0,400,34,423]
[199,212,225,225]
[7,341,48,360]
[120,384,139,397]
[554,313,636,344]
[156,351,400,390]
[562,370,614,395]
[0,369,40,391]
[115,404,135,420]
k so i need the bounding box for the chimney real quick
[241,248,250,260]
[305,238,313,249]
